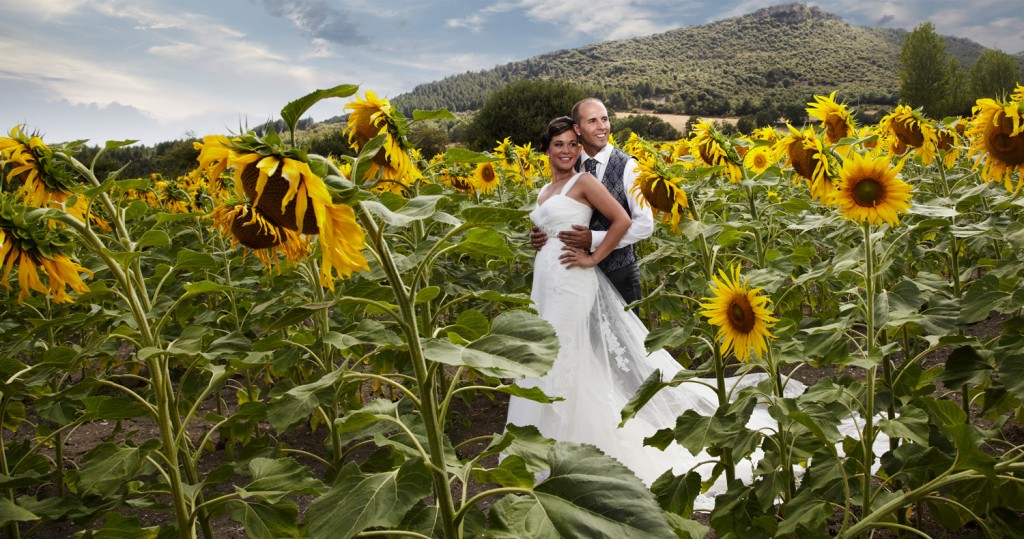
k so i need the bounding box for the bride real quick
[505,116,790,506]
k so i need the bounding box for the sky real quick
[1,0,1021,146]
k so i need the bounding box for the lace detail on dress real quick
[540,225,561,238]
[600,310,630,372]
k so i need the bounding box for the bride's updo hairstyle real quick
[540,116,577,152]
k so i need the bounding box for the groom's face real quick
[574,101,610,154]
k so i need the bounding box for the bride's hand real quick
[560,245,596,268]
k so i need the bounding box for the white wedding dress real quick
[506,173,796,508]
[506,173,892,509]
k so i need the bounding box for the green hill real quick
[393,2,1020,116]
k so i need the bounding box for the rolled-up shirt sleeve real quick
[590,158,655,251]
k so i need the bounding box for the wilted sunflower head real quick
[699,264,778,362]
[776,125,835,202]
[210,203,308,270]
[807,91,856,144]
[631,155,688,232]
[493,137,515,165]
[0,126,109,230]
[345,91,398,150]
[341,93,421,191]
[750,126,779,144]
[194,130,369,288]
[194,135,236,183]
[514,142,538,180]
[966,96,1024,192]
[880,105,938,164]
[689,120,742,182]
[0,196,92,303]
[830,152,912,227]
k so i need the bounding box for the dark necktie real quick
[584,158,598,176]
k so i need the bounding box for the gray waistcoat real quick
[589,147,636,273]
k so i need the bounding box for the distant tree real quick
[463,79,587,150]
[613,114,682,142]
[683,116,702,137]
[410,123,450,158]
[307,126,353,159]
[779,102,807,126]
[736,98,757,116]
[754,110,777,128]
[736,115,757,134]
[970,49,1021,100]
[942,60,972,118]
[153,139,201,178]
[899,22,950,117]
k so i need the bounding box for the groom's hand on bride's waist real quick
[557,225,592,251]
[530,226,547,251]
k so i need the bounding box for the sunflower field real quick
[1,83,1024,539]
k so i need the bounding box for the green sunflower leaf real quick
[280,84,358,136]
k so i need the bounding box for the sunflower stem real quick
[861,222,878,527]
[712,345,736,485]
[355,204,460,539]
[0,396,21,539]
[767,346,794,502]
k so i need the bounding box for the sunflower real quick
[210,203,308,270]
[344,92,422,193]
[807,92,856,145]
[514,142,539,181]
[690,120,742,182]
[965,94,1024,192]
[194,134,369,288]
[775,125,835,203]
[664,137,692,164]
[742,145,775,175]
[153,176,193,214]
[750,126,779,144]
[631,154,688,232]
[934,120,965,170]
[0,197,91,303]
[0,126,106,229]
[699,264,778,362]
[879,105,938,165]
[493,137,520,177]
[471,162,500,194]
[624,132,648,159]
[830,152,912,227]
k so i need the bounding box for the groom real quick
[531,97,654,305]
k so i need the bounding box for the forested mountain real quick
[393,3,1020,116]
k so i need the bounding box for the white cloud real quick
[0,0,89,19]
[517,0,679,40]
[445,14,485,32]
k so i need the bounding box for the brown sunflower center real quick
[727,295,756,334]
[729,295,761,334]
[451,176,473,191]
[892,119,924,147]
[481,165,496,183]
[937,131,955,151]
[788,142,818,181]
[852,177,885,207]
[698,142,717,165]
[646,179,676,213]
[825,116,849,144]
[985,116,1024,166]
[752,153,769,169]
[240,161,319,234]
